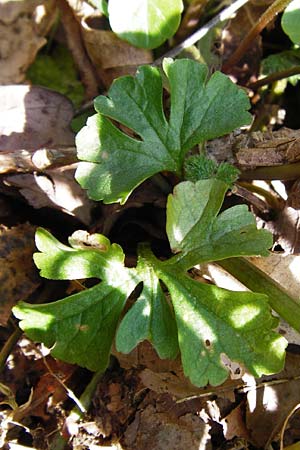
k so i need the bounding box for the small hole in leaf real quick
[205,339,211,347]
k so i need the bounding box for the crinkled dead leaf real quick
[80,13,152,88]
[75,58,251,203]
[5,165,93,225]
[0,223,39,325]
[124,405,211,450]
[0,0,56,84]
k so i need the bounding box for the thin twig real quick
[280,403,300,450]
[248,65,300,90]
[0,328,22,373]
[223,0,293,71]
[153,0,250,66]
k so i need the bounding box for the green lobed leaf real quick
[116,253,179,359]
[75,58,252,204]
[157,266,287,386]
[108,0,183,49]
[33,228,126,285]
[13,198,283,386]
[281,0,300,45]
[166,180,272,268]
[13,280,136,371]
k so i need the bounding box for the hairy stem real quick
[223,0,293,71]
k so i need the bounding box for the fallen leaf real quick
[246,353,300,447]
[221,403,250,440]
[66,0,152,88]
[5,165,93,225]
[81,14,153,87]
[123,405,211,450]
[0,223,39,325]
[0,85,74,151]
[0,0,57,84]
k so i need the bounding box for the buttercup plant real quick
[14,59,288,387]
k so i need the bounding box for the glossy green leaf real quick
[14,191,284,386]
[14,281,135,371]
[282,0,300,44]
[75,58,251,203]
[108,0,183,49]
[166,180,272,268]
[157,266,287,386]
[116,255,179,359]
[33,228,126,284]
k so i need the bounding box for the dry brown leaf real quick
[221,403,250,440]
[0,0,57,84]
[65,0,152,88]
[0,85,74,151]
[245,353,300,447]
[0,223,39,325]
[80,14,153,88]
[5,164,93,224]
[221,2,266,83]
[124,405,211,450]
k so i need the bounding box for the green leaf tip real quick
[75,58,252,204]
[166,179,273,264]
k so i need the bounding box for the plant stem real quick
[218,257,300,332]
[248,65,300,90]
[67,368,104,422]
[223,0,293,71]
[237,181,282,210]
[240,162,300,180]
[0,327,22,373]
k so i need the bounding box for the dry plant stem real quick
[177,374,300,403]
[240,162,300,180]
[223,0,293,71]
[174,0,210,43]
[248,66,300,89]
[237,181,282,210]
[0,327,22,373]
[0,147,77,174]
[233,183,270,213]
[57,0,99,99]
[218,257,300,332]
[280,403,300,450]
